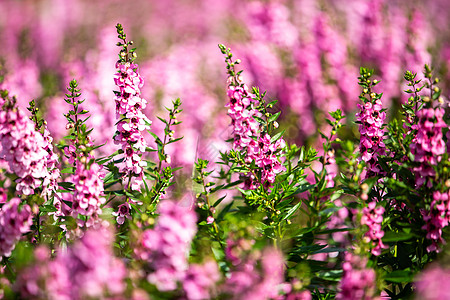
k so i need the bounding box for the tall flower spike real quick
[113,24,151,193]
[62,80,106,221]
[28,99,60,197]
[356,68,386,177]
[219,44,285,189]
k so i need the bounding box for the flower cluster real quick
[71,162,106,220]
[336,252,378,300]
[251,134,285,187]
[356,99,386,176]
[113,54,151,191]
[411,107,446,187]
[16,228,126,299]
[226,81,261,154]
[40,125,60,197]
[421,190,450,252]
[361,201,387,256]
[141,200,197,291]
[0,96,53,195]
[0,198,32,257]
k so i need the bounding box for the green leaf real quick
[167,136,183,145]
[284,184,315,198]
[292,244,326,254]
[148,131,162,144]
[58,182,75,190]
[268,111,281,123]
[382,231,415,243]
[213,195,227,207]
[283,201,302,220]
[313,247,346,254]
[39,205,57,213]
[61,167,75,174]
[270,130,285,143]
[216,202,233,222]
[384,269,414,283]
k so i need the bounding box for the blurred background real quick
[1,0,450,171]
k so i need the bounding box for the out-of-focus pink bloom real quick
[224,247,285,300]
[336,252,379,300]
[141,200,197,291]
[360,201,387,256]
[183,260,220,300]
[0,198,32,257]
[415,264,450,300]
[15,227,126,299]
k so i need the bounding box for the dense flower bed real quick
[1,1,450,299]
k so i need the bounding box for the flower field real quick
[1,0,450,299]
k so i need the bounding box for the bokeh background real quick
[1,0,450,171]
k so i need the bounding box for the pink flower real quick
[360,201,387,256]
[0,98,58,195]
[71,162,106,219]
[356,99,386,177]
[112,202,132,225]
[411,107,446,187]
[113,61,151,193]
[421,190,450,252]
